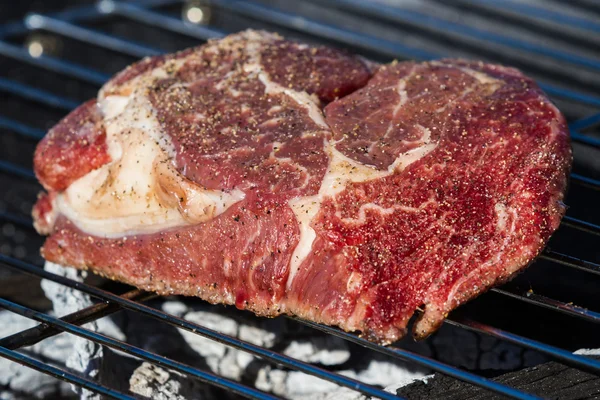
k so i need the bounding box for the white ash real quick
[282,337,350,365]
[575,348,600,356]
[129,362,212,400]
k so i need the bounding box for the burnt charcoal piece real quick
[397,356,600,399]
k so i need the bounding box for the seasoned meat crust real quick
[33,30,571,344]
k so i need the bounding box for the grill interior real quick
[0,1,599,399]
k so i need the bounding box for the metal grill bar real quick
[0,289,153,350]
[0,211,33,228]
[540,251,600,276]
[25,14,162,58]
[490,287,600,324]
[570,113,600,131]
[102,0,225,40]
[2,268,598,365]
[561,216,600,237]
[453,0,600,34]
[570,131,600,148]
[0,298,287,400]
[547,0,600,17]
[0,41,108,85]
[570,173,600,190]
[0,0,180,39]
[0,254,539,400]
[0,345,135,400]
[0,160,36,180]
[322,0,600,71]
[0,77,78,110]
[0,5,101,39]
[540,84,600,108]
[0,116,45,140]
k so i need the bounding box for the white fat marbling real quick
[286,132,438,287]
[56,86,244,238]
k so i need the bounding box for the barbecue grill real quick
[1,0,599,398]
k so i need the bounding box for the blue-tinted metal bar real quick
[0,345,134,400]
[0,289,153,351]
[0,115,45,140]
[0,0,182,39]
[211,0,438,60]
[26,14,162,58]
[570,131,600,147]
[102,0,225,41]
[0,4,103,39]
[561,216,600,237]
[1,0,599,111]
[540,84,600,109]
[447,316,600,376]
[461,0,600,34]
[0,41,108,86]
[559,0,600,16]
[0,77,79,110]
[570,113,600,132]
[322,0,600,71]
[293,318,540,400]
[571,173,600,190]
[0,160,36,180]
[0,211,33,229]
[491,287,600,324]
[542,250,600,277]
[0,254,536,400]
[0,298,282,400]
[0,256,402,400]
[10,0,594,113]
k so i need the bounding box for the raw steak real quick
[32,31,571,344]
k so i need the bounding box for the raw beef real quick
[33,31,571,344]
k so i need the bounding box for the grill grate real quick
[0,1,599,399]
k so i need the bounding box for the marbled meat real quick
[32,30,571,344]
